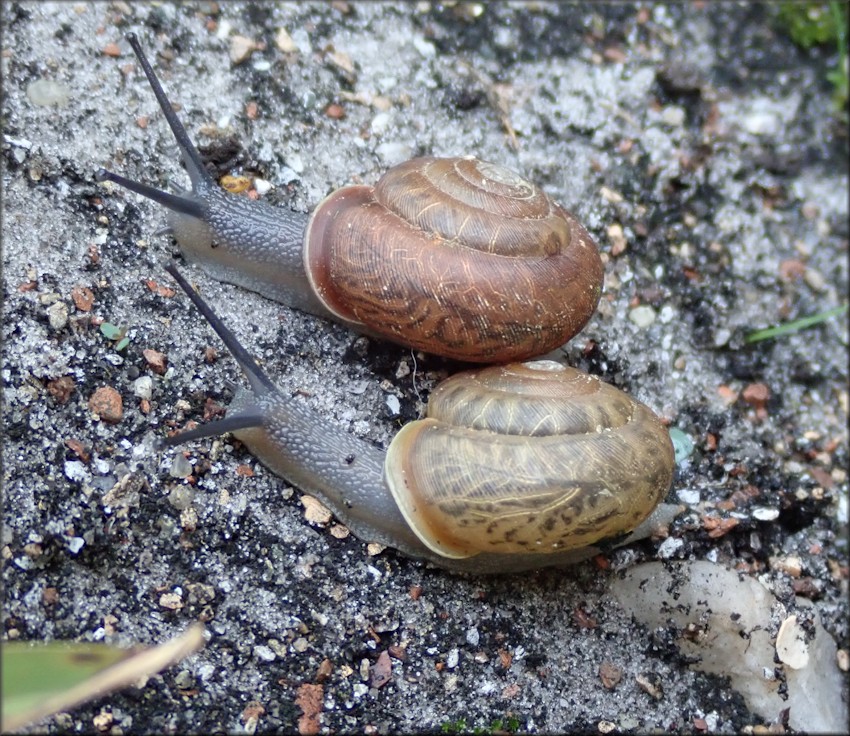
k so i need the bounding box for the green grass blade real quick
[744,304,848,344]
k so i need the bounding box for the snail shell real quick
[385,361,674,559]
[304,156,603,361]
[96,33,604,363]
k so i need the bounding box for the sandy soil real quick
[2,2,847,733]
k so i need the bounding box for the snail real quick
[97,36,676,573]
[160,262,675,574]
[95,33,604,363]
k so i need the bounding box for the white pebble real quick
[253,178,272,195]
[376,141,414,166]
[254,645,276,662]
[371,112,393,136]
[713,328,732,347]
[661,105,685,127]
[27,79,71,107]
[659,305,677,323]
[47,301,68,331]
[64,460,88,483]
[169,454,193,479]
[752,507,779,521]
[413,36,436,57]
[385,394,401,416]
[629,305,656,328]
[677,488,701,505]
[657,536,684,559]
[133,376,153,400]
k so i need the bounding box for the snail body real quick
[96,34,603,363]
[163,264,675,574]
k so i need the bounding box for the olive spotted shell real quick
[384,360,674,559]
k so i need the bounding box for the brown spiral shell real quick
[304,156,604,362]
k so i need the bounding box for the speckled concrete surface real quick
[2,2,848,733]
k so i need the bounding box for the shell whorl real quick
[384,360,674,559]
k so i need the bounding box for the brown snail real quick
[162,263,675,574]
[96,33,604,363]
[97,36,676,573]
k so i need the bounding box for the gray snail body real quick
[96,34,604,363]
[164,264,676,574]
[98,36,677,573]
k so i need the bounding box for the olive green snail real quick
[98,35,677,573]
[162,263,675,574]
[96,33,604,364]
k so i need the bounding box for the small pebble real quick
[275,27,297,53]
[657,536,684,559]
[661,105,685,127]
[713,327,732,347]
[628,305,656,328]
[752,507,779,521]
[301,495,333,525]
[385,394,400,416]
[635,672,663,699]
[598,660,623,689]
[88,386,123,423]
[376,141,414,166]
[669,428,694,464]
[133,376,153,400]
[677,488,701,505]
[168,485,195,510]
[742,383,770,410]
[159,592,184,610]
[254,645,276,662]
[47,301,69,331]
[64,460,88,483]
[254,178,272,196]
[803,268,825,292]
[230,35,260,64]
[659,305,676,323]
[371,112,393,136]
[169,454,193,480]
[412,36,436,57]
[26,79,71,107]
[174,670,195,689]
[143,348,167,375]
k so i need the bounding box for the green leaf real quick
[2,641,128,723]
[778,2,838,47]
[99,322,124,341]
[1,625,205,732]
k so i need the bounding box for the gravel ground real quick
[2,2,848,734]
